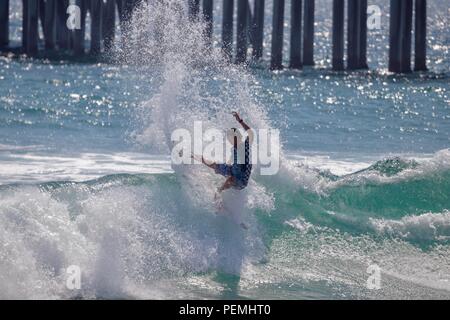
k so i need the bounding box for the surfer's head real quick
[226,128,243,146]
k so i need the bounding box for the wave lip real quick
[369,211,450,242]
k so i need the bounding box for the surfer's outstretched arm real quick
[232,112,251,131]
[191,154,217,170]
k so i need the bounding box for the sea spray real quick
[0,0,449,300]
[120,1,278,218]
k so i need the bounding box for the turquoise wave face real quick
[4,153,448,245]
[256,155,450,245]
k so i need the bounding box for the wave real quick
[1,149,450,299]
[265,150,450,242]
[1,0,449,299]
[0,173,267,299]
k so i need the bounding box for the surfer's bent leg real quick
[218,176,235,192]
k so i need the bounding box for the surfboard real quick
[171,147,247,229]
[216,189,248,229]
[172,159,248,229]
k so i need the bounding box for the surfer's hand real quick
[232,112,241,122]
[233,112,250,131]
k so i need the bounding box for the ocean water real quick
[0,0,449,299]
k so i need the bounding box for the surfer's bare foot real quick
[215,201,225,214]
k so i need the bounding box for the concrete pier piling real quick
[358,0,368,69]
[103,0,116,52]
[270,0,285,70]
[72,0,87,55]
[188,0,200,21]
[251,0,264,60]
[117,0,135,25]
[388,0,401,72]
[22,0,28,53]
[289,0,302,69]
[202,0,213,43]
[0,0,9,50]
[235,0,248,64]
[117,0,128,50]
[56,0,71,50]
[400,0,413,73]
[347,0,367,69]
[1,0,427,73]
[38,0,45,36]
[389,0,413,73]
[23,0,39,56]
[332,0,344,71]
[347,0,367,70]
[414,0,427,71]
[90,0,103,55]
[117,0,138,56]
[303,0,314,65]
[222,0,234,60]
[42,0,56,50]
[347,0,358,69]
[22,0,28,52]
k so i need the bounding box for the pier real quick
[0,0,429,73]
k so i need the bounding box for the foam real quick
[369,210,450,242]
[0,181,266,299]
[0,152,172,184]
[331,149,450,188]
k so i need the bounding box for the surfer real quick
[192,112,253,193]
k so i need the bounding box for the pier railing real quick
[0,0,428,73]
